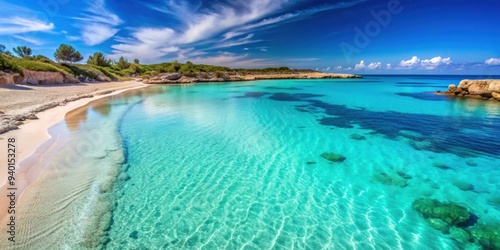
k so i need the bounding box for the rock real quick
[486,196,500,209]
[457,79,500,95]
[492,92,500,100]
[26,114,38,120]
[448,84,457,92]
[320,152,346,163]
[466,161,478,167]
[468,223,500,249]
[449,227,472,244]
[397,171,413,179]
[412,198,470,226]
[349,133,366,140]
[22,69,65,84]
[373,172,408,187]
[432,162,452,170]
[162,73,182,81]
[452,181,474,191]
[425,218,450,233]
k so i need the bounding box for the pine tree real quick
[54,44,83,63]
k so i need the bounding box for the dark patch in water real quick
[230,84,256,88]
[396,82,436,85]
[396,85,447,88]
[269,93,325,101]
[457,213,479,227]
[129,231,139,239]
[306,161,317,165]
[263,86,302,90]
[397,92,448,101]
[236,92,270,98]
[265,94,500,157]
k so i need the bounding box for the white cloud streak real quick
[74,0,122,46]
[0,17,54,35]
[399,56,451,70]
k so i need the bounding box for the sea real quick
[4,75,500,249]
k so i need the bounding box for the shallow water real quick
[4,76,500,249]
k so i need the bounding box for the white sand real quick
[0,80,146,225]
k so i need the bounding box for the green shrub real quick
[13,58,68,75]
[0,54,23,74]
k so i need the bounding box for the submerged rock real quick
[432,162,452,170]
[373,172,408,187]
[397,171,413,180]
[449,226,472,244]
[469,223,500,249]
[452,180,474,191]
[320,152,346,163]
[349,133,366,140]
[412,198,470,226]
[425,218,450,233]
[486,196,500,209]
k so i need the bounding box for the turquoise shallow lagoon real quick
[6,76,500,249]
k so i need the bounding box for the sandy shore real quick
[0,80,146,225]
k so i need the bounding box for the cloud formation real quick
[354,60,382,70]
[485,58,500,65]
[399,56,451,70]
[75,0,122,46]
[0,17,54,35]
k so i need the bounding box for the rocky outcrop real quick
[21,69,65,85]
[143,72,362,84]
[439,79,500,101]
[0,71,22,84]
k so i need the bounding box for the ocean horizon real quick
[3,75,499,249]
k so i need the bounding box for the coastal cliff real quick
[439,79,500,101]
[143,71,361,84]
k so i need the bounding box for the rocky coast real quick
[438,79,500,101]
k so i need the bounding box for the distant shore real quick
[143,71,362,84]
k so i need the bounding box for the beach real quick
[0,80,146,236]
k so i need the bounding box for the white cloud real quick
[0,17,54,34]
[243,48,249,50]
[399,56,452,70]
[354,60,381,70]
[11,35,44,45]
[346,67,353,70]
[367,62,382,70]
[386,63,391,69]
[74,0,122,46]
[82,24,119,46]
[335,66,343,70]
[420,56,451,70]
[354,60,366,70]
[485,58,500,65]
[400,56,421,68]
[326,67,331,71]
[127,0,368,63]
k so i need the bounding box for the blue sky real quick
[1,0,499,74]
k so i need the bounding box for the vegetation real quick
[0,53,23,74]
[87,52,112,67]
[54,44,83,63]
[116,56,131,70]
[1,42,317,84]
[13,46,32,58]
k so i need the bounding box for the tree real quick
[0,44,6,54]
[13,46,32,57]
[116,56,131,70]
[87,52,112,67]
[133,58,140,64]
[54,44,83,63]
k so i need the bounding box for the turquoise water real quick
[101,76,500,249]
[8,76,500,249]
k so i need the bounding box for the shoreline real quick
[0,81,147,225]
